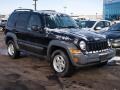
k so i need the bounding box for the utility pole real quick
[18,7,22,9]
[33,0,38,11]
[96,13,98,19]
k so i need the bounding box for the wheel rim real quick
[53,55,66,73]
[8,43,15,56]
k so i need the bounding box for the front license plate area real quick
[99,52,108,61]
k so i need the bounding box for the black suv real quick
[5,9,115,77]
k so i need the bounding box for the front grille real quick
[87,41,108,52]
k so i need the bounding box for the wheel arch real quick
[47,40,78,65]
[5,32,19,50]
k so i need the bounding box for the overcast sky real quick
[0,0,103,15]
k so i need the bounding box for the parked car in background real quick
[101,23,120,49]
[0,19,7,31]
[75,18,86,22]
[5,9,115,77]
[112,20,120,25]
[76,20,111,32]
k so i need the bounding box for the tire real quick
[97,61,108,67]
[7,40,20,59]
[51,50,74,77]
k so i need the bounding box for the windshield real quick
[45,14,78,29]
[2,20,7,22]
[77,21,96,28]
[109,23,120,31]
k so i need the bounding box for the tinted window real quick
[45,14,78,29]
[45,15,57,29]
[1,20,7,22]
[28,14,41,31]
[7,13,18,27]
[104,21,110,27]
[95,21,104,28]
[109,23,120,31]
[78,21,96,28]
[16,13,29,28]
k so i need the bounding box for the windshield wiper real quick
[63,26,78,28]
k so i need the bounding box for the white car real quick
[76,20,111,32]
[0,19,7,31]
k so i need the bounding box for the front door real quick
[26,13,48,55]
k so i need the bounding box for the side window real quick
[104,21,110,27]
[7,13,18,27]
[45,15,57,29]
[28,14,41,31]
[16,13,29,29]
[95,21,104,28]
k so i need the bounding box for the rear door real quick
[15,12,31,50]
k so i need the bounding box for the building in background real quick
[103,0,120,20]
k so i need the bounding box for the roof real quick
[77,19,111,22]
[14,9,65,16]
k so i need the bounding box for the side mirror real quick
[31,25,39,31]
[95,27,102,30]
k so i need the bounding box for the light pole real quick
[33,0,38,11]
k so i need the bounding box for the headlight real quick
[79,41,86,50]
[108,40,111,47]
[114,39,120,43]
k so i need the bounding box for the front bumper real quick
[71,48,116,67]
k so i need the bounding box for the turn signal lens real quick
[73,58,79,63]
[69,49,81,54]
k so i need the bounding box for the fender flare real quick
[5,32,20,50]
[47,40,78,64]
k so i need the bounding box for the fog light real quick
[73,58,79,63]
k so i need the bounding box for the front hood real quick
[67,29,106,41]
[46,28,106,41]
[102,30,120,39]
[82,28,91,31]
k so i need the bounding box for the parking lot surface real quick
[0,32,120,90]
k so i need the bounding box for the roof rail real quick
[40,10,56,12]
[14,9,33,12]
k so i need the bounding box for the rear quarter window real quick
[16,13,30,29]
[7,13,18,27]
